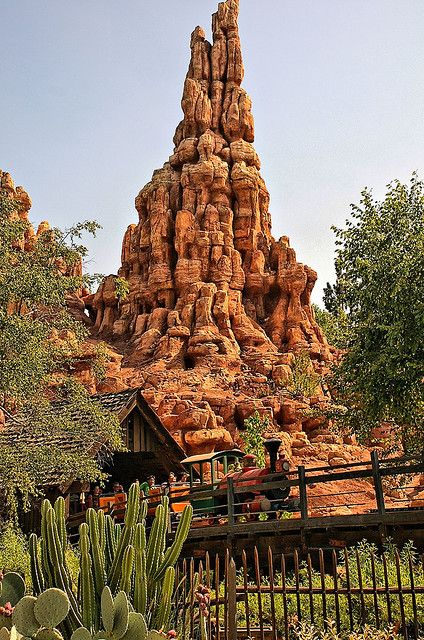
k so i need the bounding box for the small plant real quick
[240,412,270,468]
[279,350,322,398]
[293,620,401,639]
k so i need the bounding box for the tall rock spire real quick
[91,0,332,375]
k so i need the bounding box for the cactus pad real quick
[12,596,39,637]
[0,574,25,607]
[34,629,64,640]
[0,628,10,640]
[100,587,114,633]
[33,589,70,630]
[70,628,92,640]
[121,612,147,640]
[112,592,129,640]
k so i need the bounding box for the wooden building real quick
[94,388,186,484]
[2,388,186,531]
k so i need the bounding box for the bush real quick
[280,350,322,398]
[0,525,30,586]
[293,621,400,639]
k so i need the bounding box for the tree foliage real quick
[312,304,349,350]
[279,350,322,399]
[324,175,424,454]
[0,190,123,518]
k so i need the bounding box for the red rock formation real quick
[85,0,345,458]
[1,170,45,252]
[0,169,88,323]
[90,0,332,367]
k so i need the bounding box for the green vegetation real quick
[318,175,424,454]
[0,191,123,518]
[0,487,193,640]
[232,541,422,638]
[280,350,322,399]
[240,411,270,468]
[293,621,399,639]
[28,484,192,636]
[312,304,349,350]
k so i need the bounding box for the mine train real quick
[146,437,297,522]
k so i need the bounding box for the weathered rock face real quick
[0,169,88,324]
[1,170,43,251]
[87,0,344,459]
[90,0,332,368]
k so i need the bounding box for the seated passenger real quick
[86,486,102,510]
[140,475,156,497]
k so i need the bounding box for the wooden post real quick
[227,476,235,528]
[227,557,237,640]
[298,465,308,520]
[371,450,386,515]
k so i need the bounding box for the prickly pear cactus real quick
[0,572,26,631]
[0,573,25,608]
[12,588,70,640]
[71,588,165,640]
[0,626,22,640]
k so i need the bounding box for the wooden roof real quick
[1,388,186,487]
[182,449,245,465]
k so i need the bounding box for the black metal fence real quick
[177,545,424,640]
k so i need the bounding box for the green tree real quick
[0,190,123,518]
[279,350,322,399]
[324,174,424,454]
[312,304,349,349]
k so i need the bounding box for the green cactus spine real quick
[118,547,135,597]
[29,534,45,597]
[107,483,139,593]
[103,516,116,575]
[133,549,147,617]
[153,504,193,581]
[53,498,67,563]
[44,508,81,632]
[145,504,165,582]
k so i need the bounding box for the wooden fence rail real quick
[177,545,424,640]
[168,452,424,536]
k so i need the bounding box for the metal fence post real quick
[298,465,308,520]
[227,557,237,640]
[371,450,386,515]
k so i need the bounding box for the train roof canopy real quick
[182,449,245,465]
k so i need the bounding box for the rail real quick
[66,453,424,538]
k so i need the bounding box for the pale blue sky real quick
[1,1,424,303]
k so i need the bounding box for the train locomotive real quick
[176,437,297,522]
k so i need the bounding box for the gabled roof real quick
[0,388,186,487]
[91,388,139,418]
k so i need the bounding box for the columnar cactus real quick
[29,483,193,636]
